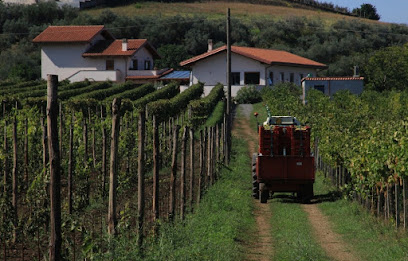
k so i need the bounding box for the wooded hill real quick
[0,1,407,87]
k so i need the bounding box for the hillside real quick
[84,1,380,25]
[0,0,407,82]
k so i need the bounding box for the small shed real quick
[301,76,364,104]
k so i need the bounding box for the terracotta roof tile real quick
[83,39,160,59]
[33,25,107,43]
[180,45,327,69]
[302,77,364,81]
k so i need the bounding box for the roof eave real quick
[270,62,327,69]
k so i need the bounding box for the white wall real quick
[190,51,317,88]
[41,34,132,82]
[268,65,316,86]
[41,43,101,81]
[191,52,266,86]
[128,47,154,70]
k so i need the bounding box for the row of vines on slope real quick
[261,83,408,228]
[0,80,229,260]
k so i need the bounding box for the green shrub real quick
[235,85,262,104]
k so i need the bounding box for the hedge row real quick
[20,81,92,108]
[0,83,46,96]
[147,82,203,121]
[71,81,139,101]
[104,82,155,103]
[133,82,180,112]
[59,82,112,100]
[189,83,224,126]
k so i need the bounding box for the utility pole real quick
[226,8,231,164]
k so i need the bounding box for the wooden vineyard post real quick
[47,74,62,261]
[91,109,96,169]
[207,127,213,185]
[24,118,28,188]
[12,113,17,243]
[83,116,89,205]
[41,109,48,179]
[216,123,220,163]
[404,178,408,229]
[152,115,159,223]
[212,126,216,181]
[59,102,63,161]
[223,113,227,165]
[169,125,180,222]
[100,105,107,198]
[108,98,121,236]
[2,101,7,194]
[68,113,74,215]
[180,126,188,221]
[189,125,194,212]
[197,130,204,206]
[137,110,146,248]
[83,118,88,166]
[396,182,401,227]
[377,189,383,218]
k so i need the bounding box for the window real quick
[314,85,325,93]
[244,72,260,85]
[268,71,274,85]
[290,73,294,83]
[280,72,285,82]
[144,60,151,70]
[106,60,114,70]
[231,72,240,85]
[131,59,138,70]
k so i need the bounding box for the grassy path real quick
[233,104,273,261]
[247,103,360,261]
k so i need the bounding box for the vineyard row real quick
[0,77,230,260]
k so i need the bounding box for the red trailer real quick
[252,116,315,203]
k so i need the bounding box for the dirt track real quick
[235,104,359,261]
[233,104,273,261]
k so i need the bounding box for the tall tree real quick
[352,4,380,20]
[365,45,408,91]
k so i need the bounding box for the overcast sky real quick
[326,0,408,24]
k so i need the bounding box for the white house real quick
[33,25,170,83]
[180,42,327,96]
[301,76,364,104]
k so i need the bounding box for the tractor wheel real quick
[301,184,314,203]
[259,183,268,204]
[252,153,259,199]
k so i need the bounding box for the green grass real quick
[251,102,268,130]
[314,172,408,261]
[83,1,378,24]
[269,195,331,261]
[97,136,255,260]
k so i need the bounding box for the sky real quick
[326,0,408,24]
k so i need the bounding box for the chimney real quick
[208,39,213,52]
[122,39,128,52]
[353,65,360,77]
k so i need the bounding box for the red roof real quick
[302,77,364,81]
[32,25,109,43]
[83,39,160,58]
[180,46,327,69]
